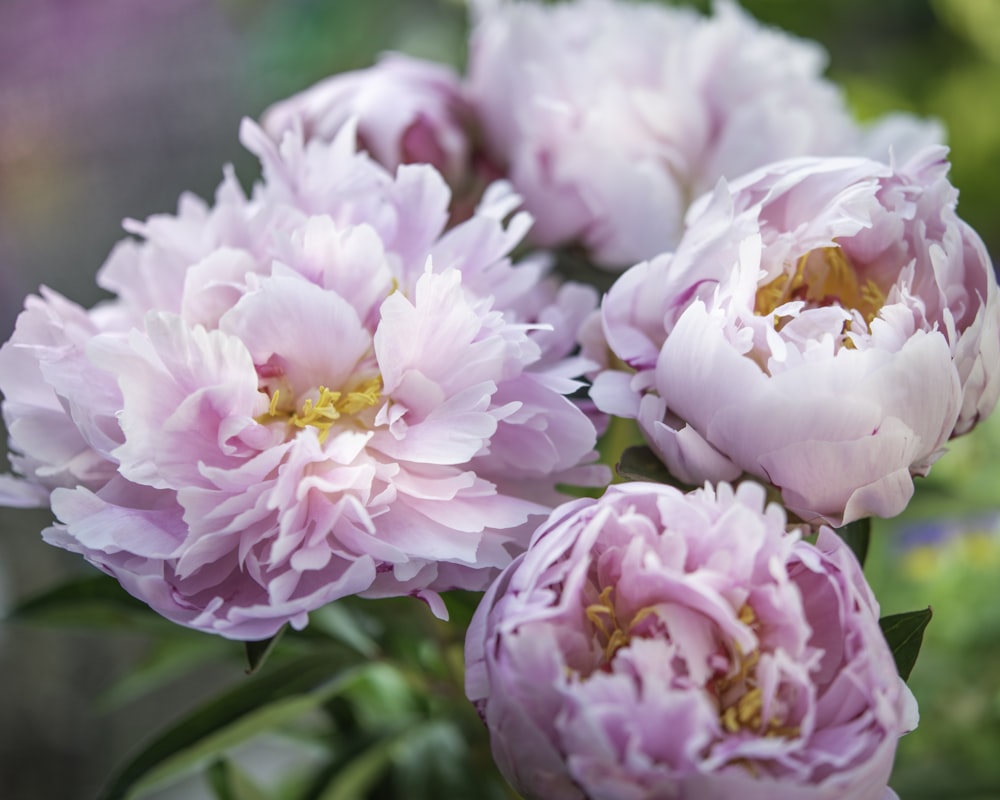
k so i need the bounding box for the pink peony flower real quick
[0,120,608,639]
[465,481,917,800]
[467,0,942,269]
[261,52,492,221]
[593,147,1000,526]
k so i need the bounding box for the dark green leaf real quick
[880,607,933,681]
[99,637,228,711]
[552,248,618,293]
[7,573,181,633]
[315,721,449,800]
[244,627,286,675]
[836,517,871,567]
[386,718,468,800]
[439,591,483,631]
[309,603,381,660]
[98,654,370,800]
[616,445,691,488]
[207,758,270,800]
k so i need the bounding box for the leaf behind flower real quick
[7,572,179,632]
[98,655,371,800]
[616,445,693,489]
[880,607,933,681]
[244,627,287,675]
[837,517,872,567]
[206,758,271,800]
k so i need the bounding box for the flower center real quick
[711,605,798,739]
[258,377,383,442]
[582,593,799,741]
[755,246,886,332]
[584,585,658,666]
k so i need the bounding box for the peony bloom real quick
[261,53,491,221]
[593,147,1000,526]
[0,120,607,639]
[465,481,917,800]
[467,0,942,269]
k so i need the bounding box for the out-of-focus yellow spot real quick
[903,545,941,582]
[903,531,1000,583]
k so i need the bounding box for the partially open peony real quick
[0,120,607,639]
[465,481,917,800]
[594,147,1000,526]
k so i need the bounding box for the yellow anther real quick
[713,603,798,742]
[584,586,661,666]
[268,388,282,417]
[257,376,382,442]
[755,246,886,336]
[738,604,757,627]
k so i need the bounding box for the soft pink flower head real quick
[0,120,608,639]
[465,481,917,800]
[261,53,484,210]
[594,147,1000,526]
[467,0,941,270]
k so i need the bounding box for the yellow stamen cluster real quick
[755,246,886,335]
[259,376,382,442]
[713,605,798,739]
[585,585,658,665]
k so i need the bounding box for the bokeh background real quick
[1,1,999,797]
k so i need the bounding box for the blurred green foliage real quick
[234,0,468,103]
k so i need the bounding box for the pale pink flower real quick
[593,148,1000,526]
[261,52,490,220]
[465,481,917,800]
[467,0,941,269]
[0,121,607,638]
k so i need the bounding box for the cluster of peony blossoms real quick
[2,0,998,797]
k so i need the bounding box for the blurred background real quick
[1,0,999,798]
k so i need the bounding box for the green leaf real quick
[880,607,933,681]
[836,517,871,568]
[309,602,381,660]
[316,721,443,800]
[386,718,468,800]
[207,759,271,800]
[98,654,371,800]
[345,662,421,730]
[244,627,286,675]
[99,637,229,711]
[7,572,174,632]
[439,591,483,631]
[552,248,618,293]
[616,445,691,488]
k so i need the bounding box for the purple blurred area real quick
[0,0,255,340]
[0,3,267,797]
